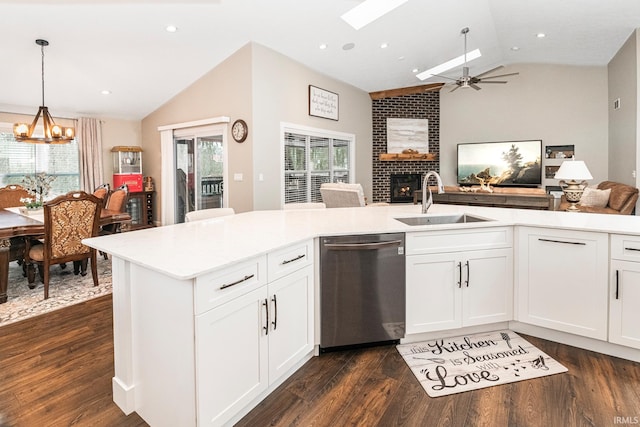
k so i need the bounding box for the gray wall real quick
[608,30,638,187]
[440,63,609,189]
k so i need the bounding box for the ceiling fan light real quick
[341,0,409,30]
[416,48,481,80]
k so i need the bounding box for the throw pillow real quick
[580,187,611,208]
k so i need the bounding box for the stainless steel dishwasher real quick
[320,233,405,350]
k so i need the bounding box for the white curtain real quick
[77,117,104,192]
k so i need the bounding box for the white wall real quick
[440,63,609,189]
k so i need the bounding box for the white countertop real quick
[83,203,640,281]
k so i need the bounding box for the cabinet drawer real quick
[267,239,313,282]
[406,227,512,255]
[611,234,640,261]
[195,255,267,314]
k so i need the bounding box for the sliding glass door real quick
[174,132,224,223]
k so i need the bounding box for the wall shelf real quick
[379,153,437,161]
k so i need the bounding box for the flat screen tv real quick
[457,140,542,187]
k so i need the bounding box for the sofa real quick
[558,181,639,215]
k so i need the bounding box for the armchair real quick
[320,183,366,208]
[24,191,102,299]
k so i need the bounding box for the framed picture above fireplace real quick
[386,118,429,153]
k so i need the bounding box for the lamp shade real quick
[554,160,593,181]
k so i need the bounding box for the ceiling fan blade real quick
[470,83,482,90]
[478,80,508,84]
[450,84,461,93]
[474,66,504,78]
[478,72,520,80]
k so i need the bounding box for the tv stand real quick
[413,187,555,210]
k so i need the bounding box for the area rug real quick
[397,330,568,397]
[0,257,112,327]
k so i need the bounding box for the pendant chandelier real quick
[13,39,75,144]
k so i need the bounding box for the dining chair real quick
[0,184,32,271]
[24,191,102,299]
[184,207,235,222]
[92,183,110,208]
[99,184,129,259]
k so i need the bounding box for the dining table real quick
[0,207,132,304]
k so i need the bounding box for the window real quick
[283,125,354,205]
[0,125,80,196]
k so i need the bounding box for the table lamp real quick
[554,158,593,212]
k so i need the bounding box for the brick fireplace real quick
[371,91,440,203]
[390,173,422,203]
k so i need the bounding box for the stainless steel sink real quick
[394,213,492,226]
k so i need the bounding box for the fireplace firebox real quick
[390,174,422,203]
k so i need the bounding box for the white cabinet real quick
[196,286,269,426]
[195,240,314,426]
[406,228,513,334]
[516,227,608,340]
[609,235,640,349]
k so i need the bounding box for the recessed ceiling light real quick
[398,56,405,61]
[536,33,546,38]
[380,42,388,49]
[342,42,355,51]
[166,25,178,33]
[511,46,520,51]
[412,68,419,73]
[341,0,409,30]
[101,90,111,95]
[319,43,328,50]
[416,49,482,80]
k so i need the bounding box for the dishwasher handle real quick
[323,239,403,251]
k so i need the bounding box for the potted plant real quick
[20,172,56,212]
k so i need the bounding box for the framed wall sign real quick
[309,85,339,120]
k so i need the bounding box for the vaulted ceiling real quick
[1,0,639,120]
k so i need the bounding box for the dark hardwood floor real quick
[1,296,639,427]
[0,295,147,427]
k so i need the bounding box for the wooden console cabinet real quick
[414,190,554,210]
[125,191,154,230]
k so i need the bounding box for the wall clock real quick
[231,119,248,143]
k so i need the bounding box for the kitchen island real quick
[84,203,640,427]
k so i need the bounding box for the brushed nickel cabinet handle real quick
[281,254,305,265]
[219,274,255,290]
[538,238,586,246]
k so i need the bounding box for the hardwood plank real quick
[2,296,640,427]
[0,295,147,427]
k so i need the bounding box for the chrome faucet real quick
[422,171,445,213]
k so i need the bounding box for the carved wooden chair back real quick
[24,191,102,299]
[0,184,32,263]
[0,184,30,208]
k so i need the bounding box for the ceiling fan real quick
[431,27,519,92]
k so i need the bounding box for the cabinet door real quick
[195,286,268,427]
[267,265,314,383]
[406,253,462,333]
[462,248,513,326]
[516,227,608,340]
[609,260,640,349]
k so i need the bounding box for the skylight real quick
[341,0,409,30]
[416,49,481,80]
